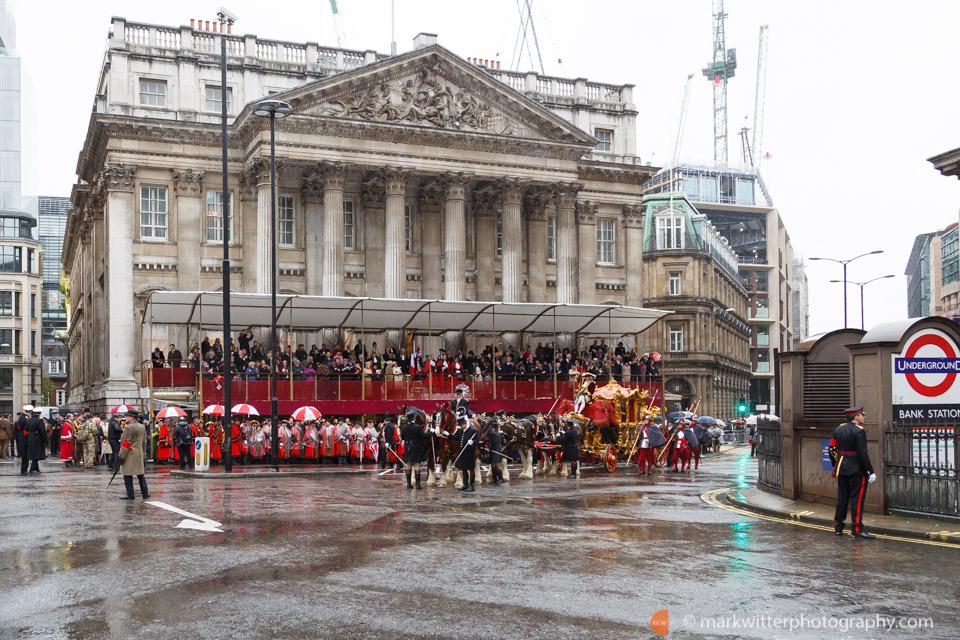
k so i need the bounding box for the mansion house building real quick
[65,18,659,409]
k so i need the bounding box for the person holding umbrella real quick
[114,410,150,500]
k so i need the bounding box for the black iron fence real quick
[884,421,959,518]
[757,419,782,492]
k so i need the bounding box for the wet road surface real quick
[1,451,957,639]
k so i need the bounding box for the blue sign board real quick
[821,438,833,471]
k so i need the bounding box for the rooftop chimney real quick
[413,32,438,50]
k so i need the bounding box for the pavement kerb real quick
[170,469,372,480]
[723,489,960,545]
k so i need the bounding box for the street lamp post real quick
[253,99,293,472]
[830,274,896,330]
[809,250,884,327]
[217,8,236,472]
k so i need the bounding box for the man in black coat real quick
[401,411,430,489]
[382,412,401,471]
[451,416,478,492]
[108,416,124,469]
[21,408,48,475]
[173,420,195,470]
[560,419,582,479]
[829,406,876,539]
[483,418,505,485]
[14,408,28,457]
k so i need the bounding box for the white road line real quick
[145,500,224,532]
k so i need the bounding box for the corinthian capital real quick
[320,161,347,191]
[622,203,643,229]
[439,172,468,200]
[576,200,598,225]
[301,175,324,205]
[380,167,409,196]
[496,177,526,207]
[551,182,582,210]
[101,163,138,192]
[172,169,205,197]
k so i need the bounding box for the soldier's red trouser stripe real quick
[854,477,866,534]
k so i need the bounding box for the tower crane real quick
[328,0,347,48]
[701,0,737,164]
[751,25,769,168]
[672,74,694,166]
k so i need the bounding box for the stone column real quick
[525,193,548,303]
[576,200,598,305]
[499,178,524,303]
[623,204,644,307]
[300,174,324,295]
[321,162,346,297]
[362,176,385,297]
[173,169,205,291]
[420,184,443,299]
[254,157,272,294]
[442,173,468,301]
[102,164,139,399]
[555,183,580,304]
[382,168,408,299]
[474,191,497,302]
[239,169,259,292]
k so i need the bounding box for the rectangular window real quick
[27,249,33,273]
[30,293,36,319]
[56,388,66,406]
[0,291,11,316]
[669,325,684,353]
[752,295,771,319]
[48,359,60,374]
[655,215,684,250]
[756,325,770,347]
[0,368,10,391]
[139,79,167,107]
[737,178,755,205]
[15,329,20,355]
[720,175,735,202]
[594,128,613,152]
[343,200,355,250]
[278,195,295,247]
[30,330,35,356]
[700,176,718,202]
[596,219,615,264]
[205,190,233,243]
[205,85,232,113]
[682,175,699,199]
[0,329,12,354]
[495,213,503,258]
[404,203,412,252]
[30,368,36,393]
[140,185,168,239]
[547,215,556,261]
[0,246,21,272]
[668,272,682,296]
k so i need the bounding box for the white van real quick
[34,406,60,422]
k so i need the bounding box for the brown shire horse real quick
[491,415,539,481]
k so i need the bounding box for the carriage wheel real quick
[654,445,667,467]
[603,444,617,473]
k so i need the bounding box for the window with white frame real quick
[56,388,67,406]
[496,213,502,258]
[140,185,168,240]
[668,272,682,296]
[139,79,167,107]
[596,218,615,264]
[0,291,12,316]
[278,195,295,247]
[205,190,233,243]
[404,203,412,252]
[594,128,613,152]
[205,85,232,113]
[547,215,556,261]
[669,325,684,353]
[656,213,684,249]
[344,200,355,250]
[48,359,60,374]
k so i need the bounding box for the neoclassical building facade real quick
[64,19,656,409]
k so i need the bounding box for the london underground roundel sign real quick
[892,328,960,407]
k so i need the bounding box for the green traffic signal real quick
[737,396,748,414]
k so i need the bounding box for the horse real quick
[399,406,439,486]
[431,402,484,488]
[491,414,539,481]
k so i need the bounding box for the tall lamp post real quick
[809,250,883,327]
[830,274,895,330]
[217,8,236,472]
[253,99,293,472]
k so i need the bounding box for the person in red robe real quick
[59,417,74,467]
[303,422,319,461]
[209,421,224,462]
[231,422,243,462]
[156,419,174,463]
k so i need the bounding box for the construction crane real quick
[511,0,545,74]
[328,0,347,48]
[672,73,694,165]
[701,0,737,164]
[751,25,769,168]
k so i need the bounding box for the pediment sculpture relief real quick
[318,64,524,137]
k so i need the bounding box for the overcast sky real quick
[11,0,960,335]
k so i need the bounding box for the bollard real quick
[194,437,210,472]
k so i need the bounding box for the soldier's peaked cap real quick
[844,406,865,417]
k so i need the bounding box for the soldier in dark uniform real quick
[452,416,478,492]
[482,417,505,485]
[450,384,471,420]
[560,419,582,479]
[829,406,876,539]
[400,410,430,489]
[21,408,48,475]
[382,412,401,471]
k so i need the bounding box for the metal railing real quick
[884,421,958,518]
[757,420,782,491]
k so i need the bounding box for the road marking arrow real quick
[145,500,224,533]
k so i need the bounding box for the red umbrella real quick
[155,406,187,420]
[292,406,321,421]
[202,404,225,416]
[231,404,260,416]
[110,404,137,414]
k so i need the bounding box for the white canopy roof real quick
[142,292,671,337]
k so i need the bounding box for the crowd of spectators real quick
[152,332,661,384]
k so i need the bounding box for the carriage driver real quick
[573,372,596,415]
[451,383,472,421]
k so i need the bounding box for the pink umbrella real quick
[292,406,321,421]
[110,404,137,414]
[231,404,260,416]
[202,404,225,416]
[155,406,187,420]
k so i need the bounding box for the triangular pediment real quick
[246,46,595,147]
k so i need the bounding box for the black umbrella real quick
[697,416,718,426]
[692,425,710,444]
[666,411,688,421]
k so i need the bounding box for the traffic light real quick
[737,396,748,415]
